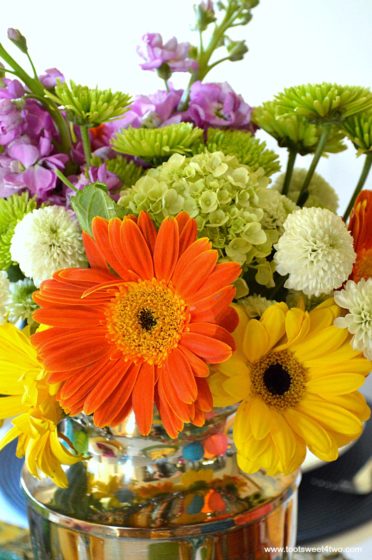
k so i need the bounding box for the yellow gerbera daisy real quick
[0,323,79,487]
[209,299,371,475]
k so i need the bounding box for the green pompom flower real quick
[106,156,145,187]
[275,83,372,122]
[119,151,295,281]
[343,112,372,154]
[5,278,37,326]
[112,123,203,162]
[253,101,346,155]
[204,129,280,176]
[47,81,131,126]
[274,168,339,212]
[0,193,36,269]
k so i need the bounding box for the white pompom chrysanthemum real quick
[274,207,355,297]
[0,270,10,323]
[10,206,87,287]
[334,279,372,360]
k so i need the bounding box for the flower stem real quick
[281,149,297,196]
[80,125,92,167]
[26,52,38,80]
[343,152,372,222]
[0,43,44,96]
[54,168,78,193]
[296,124,331,207]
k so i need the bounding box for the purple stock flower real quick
[0,99,24,145]
[39,68,65,89]
[138,33,198,73]
[117,89,183,129]
[0,136,67,201]
[185,81,254,130]
[0,78,25,100]
[71,163,121,199]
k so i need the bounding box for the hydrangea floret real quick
[119,151,294,279]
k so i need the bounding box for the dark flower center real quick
[138,308,157,331]
[263,364,291,396]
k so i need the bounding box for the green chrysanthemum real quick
[274,168,339,212]
[343,112,372,154]
[47,81,131,126]
[204,129,280,176]
[5,278,37,326]
[253,101,346,155]
[112,123,203,162]
[105,156,145,187]
[275,83,372,122]
[0,193,36,269]
[119,151,294,279]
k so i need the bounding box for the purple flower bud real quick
[137,33,198,73]
[39,68,65,89]
[7,28,28,54]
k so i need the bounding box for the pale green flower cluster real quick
[119,151,295,281]
[274,168,339,212]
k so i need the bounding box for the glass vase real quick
[22,409,300,559]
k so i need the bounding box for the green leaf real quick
[70,183,118,235]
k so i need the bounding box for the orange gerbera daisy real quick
[32,212,240,437]
[349,189,372,281]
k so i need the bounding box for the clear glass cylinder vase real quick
[22,409,300,559]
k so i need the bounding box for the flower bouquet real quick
[0,0,371,557]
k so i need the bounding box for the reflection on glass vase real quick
[22,408,300,560]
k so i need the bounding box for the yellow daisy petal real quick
[270,410,297,473]
[243,319,270,362]
[261,303,287,351]
[249,397,272,440]
[208,371,237,407]
[217,353,250,378]
[306,374,365,395]
[0,396,26,419]
[284,408,338,461]
[293,326,349,362]
[297,396,363,436]
[223,374,251,401]
[233,400,253,447]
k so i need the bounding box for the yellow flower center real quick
[105,279,188,365]
[251,350,306,409]
[354,248,372,281]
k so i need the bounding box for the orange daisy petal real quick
[138,211,157,253]
[91,217,131,279]
[94,364,140,427]
[82,230,109,270]
[188,262,241,303]
[176,212,198,254]
[173,251,218,299]
[120,218,154,280]
[189,322,235,351]
[158,367,192,422]
[83,360,132,414]
[195,378,213,412]
[154,218,179,282]
[177,346,209,378]
[132,362,155,435]
[190,286,236,323]
[181,332,233,363]
[165,347,198,404]
[155,390,184,438]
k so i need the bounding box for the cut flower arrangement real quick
[0,0,371,537]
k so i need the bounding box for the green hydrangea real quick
[0,193,36,269]
[253,101,346,155]
[238,294,276,318]
[274,168,339,212]
[119,151,295,279]
[204,129,280,176]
